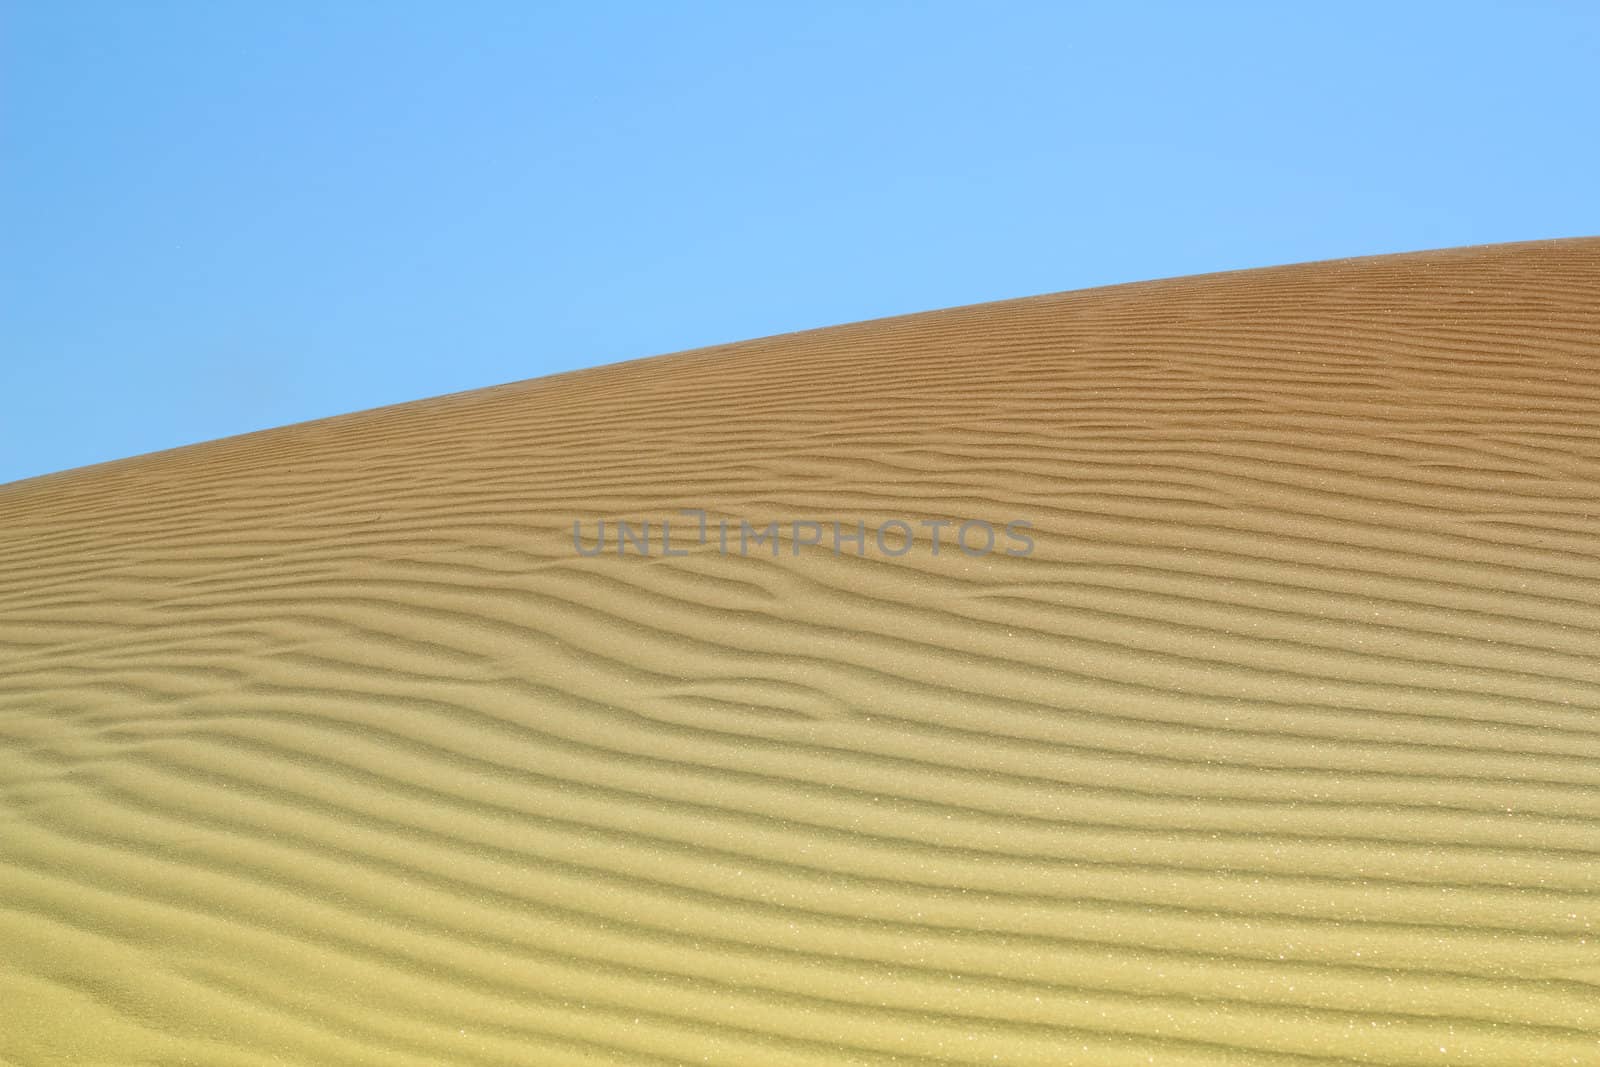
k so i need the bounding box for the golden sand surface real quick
[1,239,1598,1065]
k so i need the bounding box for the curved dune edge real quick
[2,238,1598,1066]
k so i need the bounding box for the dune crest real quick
[3,239,1599,1065]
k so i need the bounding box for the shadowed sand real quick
[2,239,1598,1065]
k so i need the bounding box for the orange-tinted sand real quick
[2,239,1598,1065]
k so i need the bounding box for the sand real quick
[1,238,1597,1065]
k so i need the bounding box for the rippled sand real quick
[2,239,1598,1065]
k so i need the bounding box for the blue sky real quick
[3,1,1597,485]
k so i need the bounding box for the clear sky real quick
[3,2,1597,486]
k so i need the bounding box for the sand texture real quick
[2,239,1599,1065]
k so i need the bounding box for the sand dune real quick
[2,239,1598,1065]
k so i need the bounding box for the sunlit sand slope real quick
[2,239,1599,1066]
